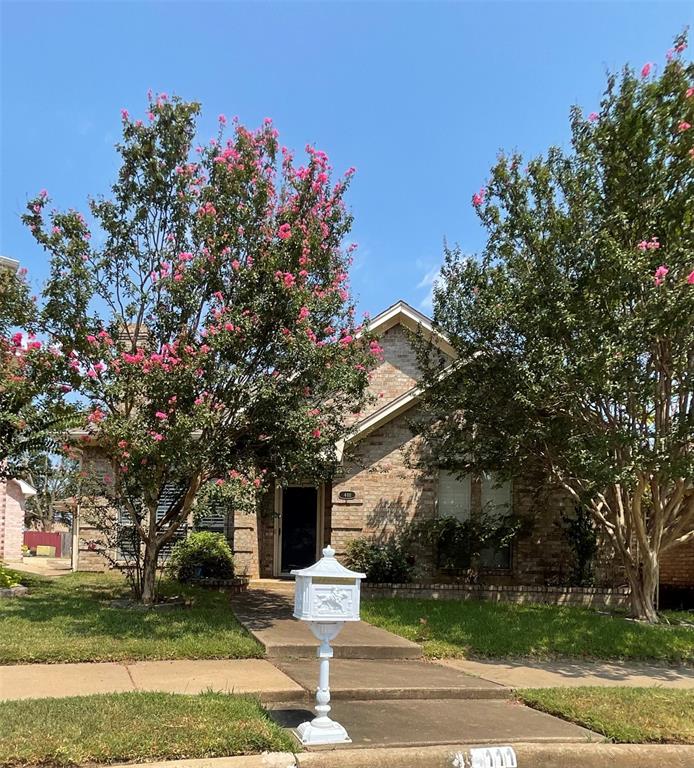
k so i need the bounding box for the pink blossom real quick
[219,114,227,125]
[283,272,296,288]
[298,306,310,321]
[87,408,104,424]
[215,478,225,486]
[687,271,694,285]
[121,108,129,121]
[339,335,353,346]
[678,121,691,132]
[588,112,598,122]
[118,440,129,448]
[52,226,61,235]
[637,237,660,251]
[39,189,48,198]
[472,188,485,207]
[231,259,240,271]
[641,62,652,78]
[687,88,694,98]
[654,265,669,286]
[278,223,292,240]
[311,428,321,439]
[155,411,168,420]
[86,368,98,378]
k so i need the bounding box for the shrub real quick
[166,532,235,583]
[0,564,20,589]
[560,504,599,586]
[345,538,414,583]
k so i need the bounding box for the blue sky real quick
[1,1,692,318]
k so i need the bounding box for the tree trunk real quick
[625,556,659,623]
[140,533,159,605]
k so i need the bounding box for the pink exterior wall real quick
[1,480,26,563]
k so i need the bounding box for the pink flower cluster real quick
[637,237,660,251]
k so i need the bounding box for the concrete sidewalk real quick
[231,580,421,660]
[0,657,513,703]
[0,659,304,702]
[442,658,694,688]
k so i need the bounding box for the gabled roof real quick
[338,301,460,456]
[10,478,37,498]
[361,300,457,359]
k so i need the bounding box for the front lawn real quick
[362,598,694,663]
[0,570,262,664]
[519,688,694,743]
[0,692,294,766]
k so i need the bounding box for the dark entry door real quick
[281,486,318,573]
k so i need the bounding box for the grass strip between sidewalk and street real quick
[0,570,262,664]
[0,691,296,766]
[518,687,694,744]
[362,597,694,662]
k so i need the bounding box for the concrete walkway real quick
[231,580,421,660]
[442,658,694,689]
[0,659,304,702]
[10,556,72,577]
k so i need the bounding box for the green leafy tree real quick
[0,258,73,477]
[24,95,377,603]
[418,34,693,622]
[22,452,79,531]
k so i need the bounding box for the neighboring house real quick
[71,300,693,599]
[0,478,36,563]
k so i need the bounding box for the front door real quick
[280,486,318,574]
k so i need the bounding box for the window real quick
[437,471,471,522]
[479,474,512,569]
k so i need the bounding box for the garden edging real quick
[363,582,631,609]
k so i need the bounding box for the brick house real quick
[71,300,693,600]
[0,478,36,563]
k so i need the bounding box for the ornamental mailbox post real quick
[291,545,365,745]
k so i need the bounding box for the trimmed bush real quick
[166,532,234,583]
[345,538,414,583]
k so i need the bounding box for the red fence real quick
[23,531,62,557]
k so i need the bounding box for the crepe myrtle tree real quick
[24,94,380,603]
[417,34,694,622]
[0,258,74,477]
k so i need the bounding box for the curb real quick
[109,742,694,768]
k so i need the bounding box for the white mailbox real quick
[292,545,365,622]
[291,545,365,746]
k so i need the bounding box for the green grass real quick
[0,692,295,766]
[0,570,262,664]
[519,688,694,743]
[362,598,694,663]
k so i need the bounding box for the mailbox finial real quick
[323,545,336,558]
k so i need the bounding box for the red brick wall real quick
[660,541,694,587]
